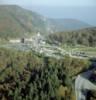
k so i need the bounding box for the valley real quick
[0,33,95,60]
[1,29,96,60]
[0,5,96,100]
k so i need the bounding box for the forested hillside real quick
[0,48,90,100]
[48,27,96,46]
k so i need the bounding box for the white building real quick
[9,39,21,43]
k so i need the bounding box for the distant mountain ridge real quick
[49,18,91,32]
[0,5,92,38]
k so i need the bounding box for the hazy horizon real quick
[26,6,96,26]
[0,0,96,26]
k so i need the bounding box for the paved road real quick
[75,69,96,100]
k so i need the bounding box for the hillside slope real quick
[0,5,32,38]
[0,5,53,38]
[0,5,92,38]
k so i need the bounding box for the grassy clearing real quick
[61,44,96,57]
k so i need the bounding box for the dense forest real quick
[0,48,90,100]
[48,27,96,46]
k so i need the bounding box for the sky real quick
[0,0,96,7]
[0,0,96,26]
